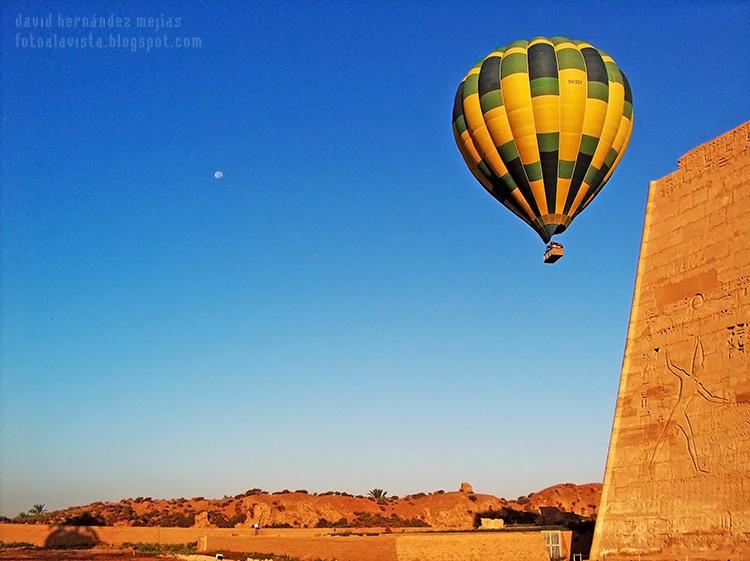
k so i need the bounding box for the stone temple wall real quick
[591,121,750,560]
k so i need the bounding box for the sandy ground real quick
[0,552,259,561]
[0,550,163,561]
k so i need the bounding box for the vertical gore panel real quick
[569,54,625,216]
[455,73,534,225]
[555,42,587,214]
[481,53,543,222]
[578,69,635,215]
[478,54,540,225]
[463,61,529,205]
[528,40,560,215]
[452,82,465,127]
[563,46,608,215]
[501,43,549,216]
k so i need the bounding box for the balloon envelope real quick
[452,37,633,242]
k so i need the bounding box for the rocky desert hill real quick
[517,482,601,518]
[10,482,601,530]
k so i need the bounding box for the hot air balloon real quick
[452,37,633,263]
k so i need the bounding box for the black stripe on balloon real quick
[622,70,633,104]
[505,157,542,219]
[575,163,611,217]
[581,47,607,84]
[471,165,532,227]
[540,150,559,213]
[563,153,593,214]
[528,42,557,79]
[491,189,533,227]
[478,56,501,98]
[452,82,465,123]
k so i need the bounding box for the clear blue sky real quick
[1,0,749,516]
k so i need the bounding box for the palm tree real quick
[368,489,387,501]
[28,504,46,516]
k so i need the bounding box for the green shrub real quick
[352,512,428,527]
[0,541,36,549]
[121,541,197,554]
[207,511,245,528]
[64,511,105,526]
[235,554,326,561]
[150,511,195,527]
[315,517,349,528]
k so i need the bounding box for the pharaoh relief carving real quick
[645,292,750,476]
[649,337,729,474]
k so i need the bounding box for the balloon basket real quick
[543,242,564,264]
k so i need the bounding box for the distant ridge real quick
[5,482,601,530]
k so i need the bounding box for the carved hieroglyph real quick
[591,122,750,560]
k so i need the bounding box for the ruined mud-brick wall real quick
[0,522,258,546]
[203,534,399,561]
[395,532,552,561]
[591,121,750,561]
[204,531,556,561]
[0,523,337,547]
[0,523,558,561]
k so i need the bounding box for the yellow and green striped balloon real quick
[452,36,633,243]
